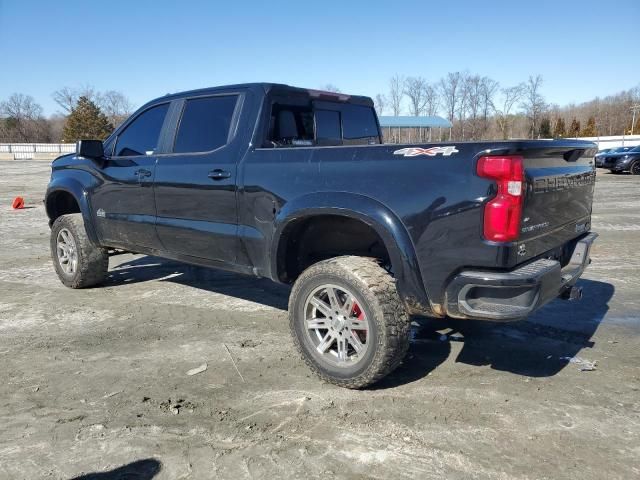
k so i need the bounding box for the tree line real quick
[1,78,639,144]
[0,86,133,143]
[372,73,640,140]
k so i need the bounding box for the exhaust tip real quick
[561,286,583,301]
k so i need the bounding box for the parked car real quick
[595,146,631,167]
[600,145,640,174]
[594,148,613,167]
[44,83,598,388]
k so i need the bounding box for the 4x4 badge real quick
[394,146,459,157]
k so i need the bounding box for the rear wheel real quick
[50,214,108,288]
[289,256,410,389]
[630,160,640,176]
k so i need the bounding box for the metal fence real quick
[0,143,76,160]
[572,135,640,150]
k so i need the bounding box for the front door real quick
[154,93,242,263]
[92,102,170,249]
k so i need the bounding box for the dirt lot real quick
[0,161,638,479]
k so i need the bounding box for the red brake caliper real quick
[351,302,366,342]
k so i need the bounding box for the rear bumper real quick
[444,232,598,321]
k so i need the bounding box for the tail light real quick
[477,155,524,242]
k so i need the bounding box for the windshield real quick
[630,145,640,152]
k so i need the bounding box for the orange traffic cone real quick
[12,197,24,209]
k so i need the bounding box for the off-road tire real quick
[50,213,108,288]
[289,256,410,389]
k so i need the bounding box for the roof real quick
[160,83,372,106]
[378,116,452,128]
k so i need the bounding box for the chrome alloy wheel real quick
[303,284,370,367]
[56,228,78,275]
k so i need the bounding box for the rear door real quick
[92,102,170,249]
[154,93,244,262]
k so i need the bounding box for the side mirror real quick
[76,140,104,160]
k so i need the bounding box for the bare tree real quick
[0,93,50,142]
[52,85,134,128]
[439,72,463,124]
[374,93,388,115]
[481,77,499,124]
[464,75,483,139]
[388,74,404,116]
[521,75,547,138]
[456,73,472,139]
[423,83,439,117]
[48,113,67,143]
[492,84,525,139]
[99,90,134,127]
[403,77,429,116]
[463,76,500,140]
[52,85,97,113]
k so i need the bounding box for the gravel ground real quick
[0,161,638,480]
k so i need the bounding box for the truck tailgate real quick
[518,143,596,261]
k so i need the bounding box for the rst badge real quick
[393,146,459,157]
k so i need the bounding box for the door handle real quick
[135,169,152,178]
[208,169,231,180]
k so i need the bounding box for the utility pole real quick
[631,105,640,135]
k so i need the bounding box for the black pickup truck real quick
[46,83,598,388]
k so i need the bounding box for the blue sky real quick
[1,0,638,115]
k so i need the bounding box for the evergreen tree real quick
[539,117,552,138]
[580,116,597,137]
[553,117,566,138]
[62,96,113,143]
[568,118,581,137]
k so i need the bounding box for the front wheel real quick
[630,160,640,176]
[50,213,109,288]
[289,256,410,389]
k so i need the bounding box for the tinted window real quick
[267,103,314,147]
[174,95,238,153]
[114,103,169,157]
[315,110,341,142]
[342,104,379,142]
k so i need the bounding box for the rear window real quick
[315,110,341,143]
[174,95,237,153]
[265,97,380,148]
[342,104,379,142]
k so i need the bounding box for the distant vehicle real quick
[44,83,598,388]
[595,146,632,167]
[600,145,640,174]
[594,148,613,167]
